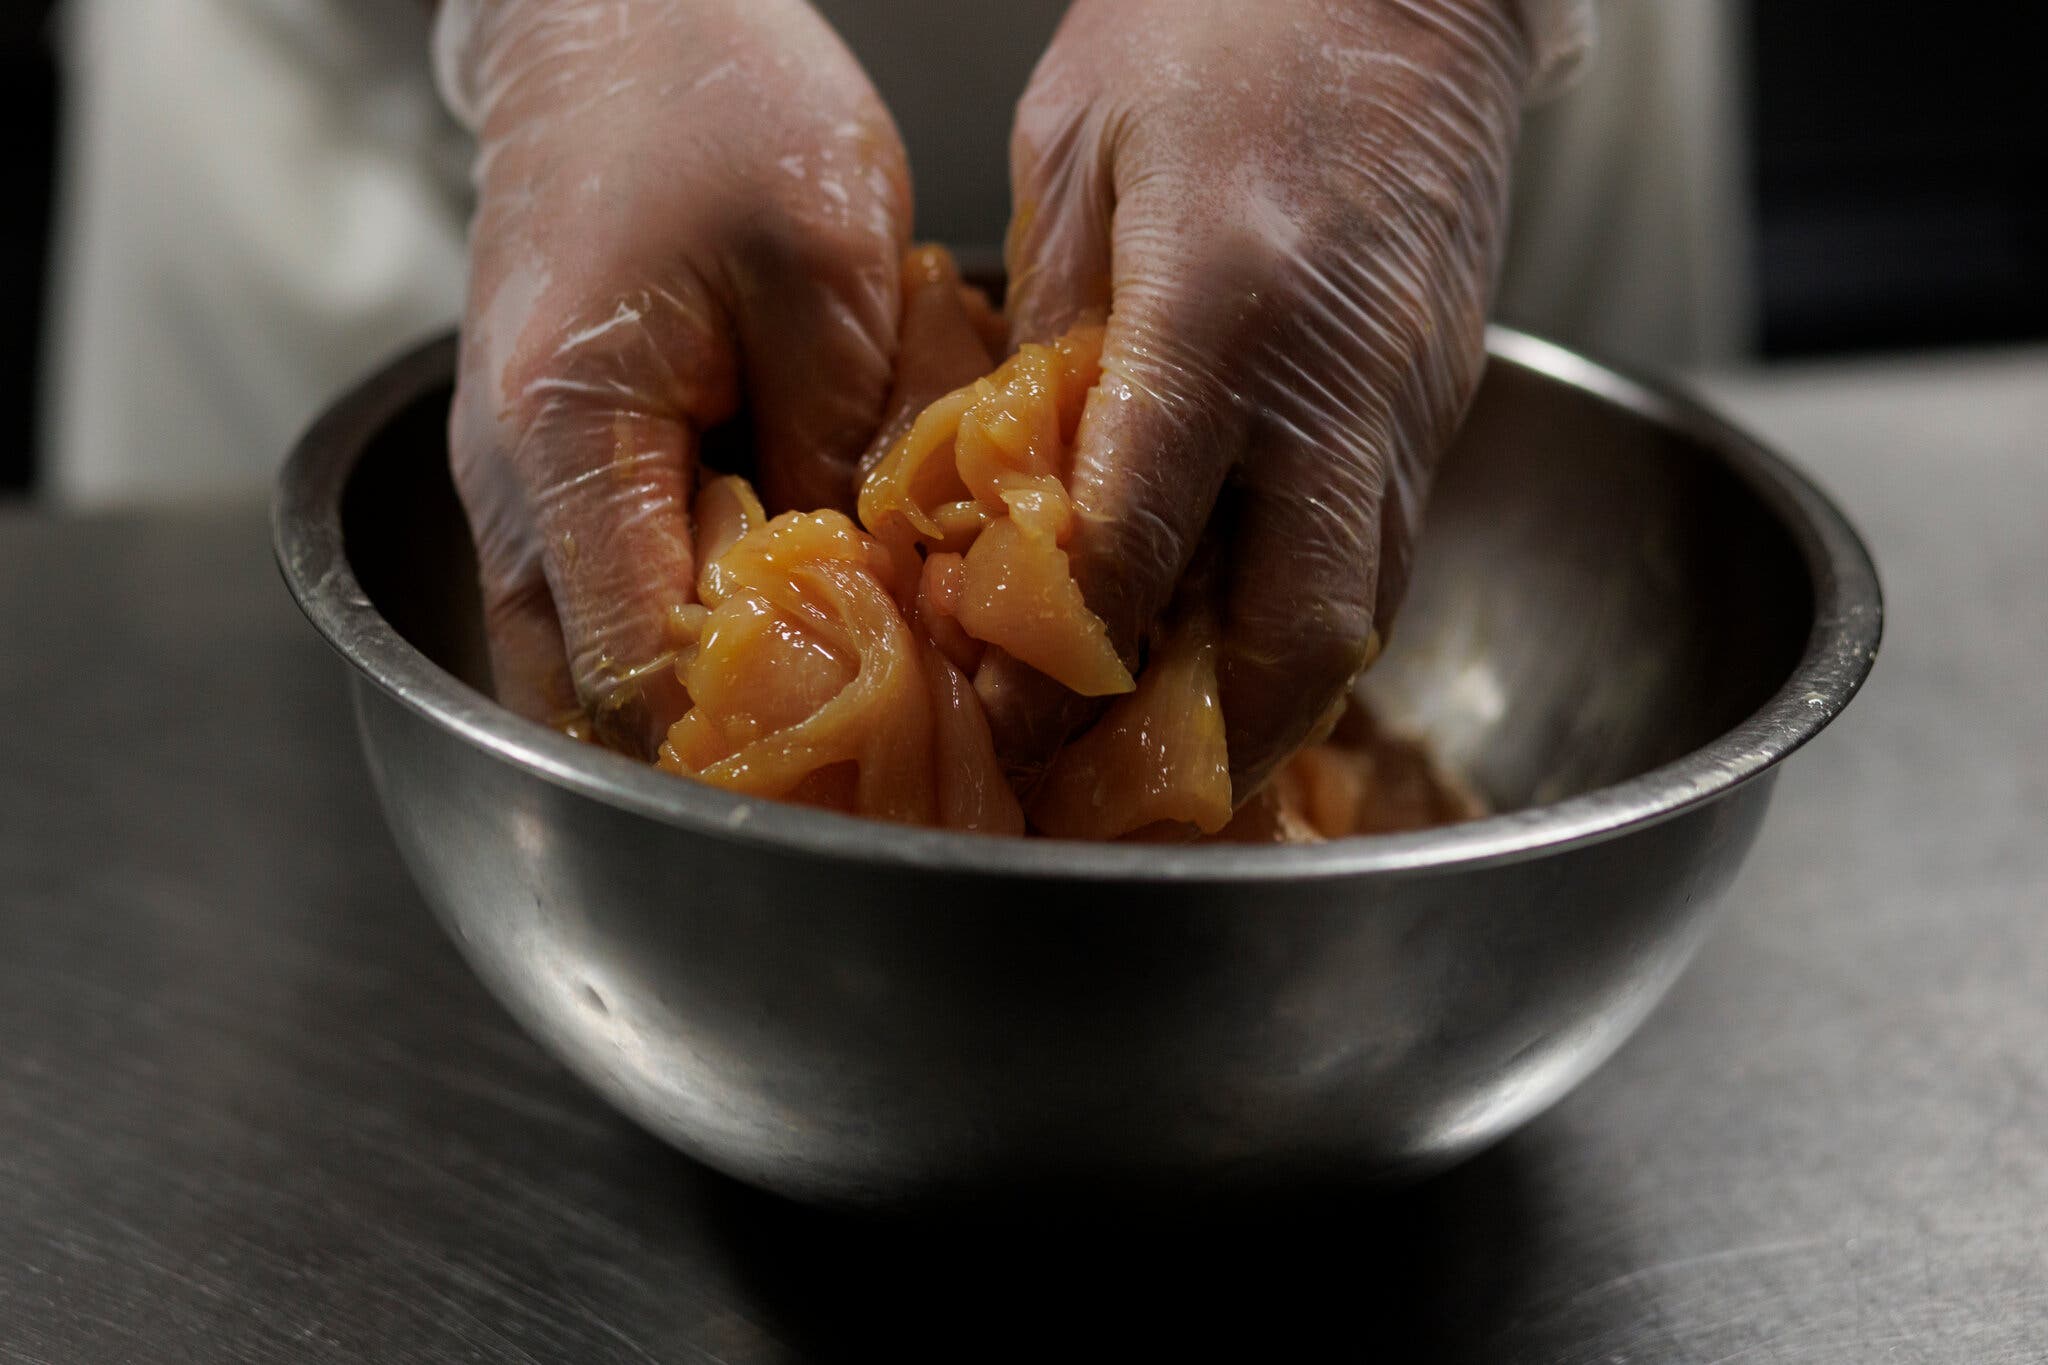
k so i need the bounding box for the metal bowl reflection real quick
[274,328,1879,1206]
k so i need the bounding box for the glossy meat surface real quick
[634,247,1481,839]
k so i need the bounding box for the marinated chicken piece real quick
[657,476,1023,834]
[631,245,1480,842]
[1220,706,1489,843]
[1028,609,1234,841]
[859,317,1132,698]
[862,245,1004,465]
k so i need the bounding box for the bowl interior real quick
[341,356,1812,815]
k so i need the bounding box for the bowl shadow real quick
[695,1144,1541,1360]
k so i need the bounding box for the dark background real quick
[1750,4,2048,355]
[0,1,2042,493]
[0,0,59,493]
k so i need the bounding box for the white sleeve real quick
[1516,0,1597,103]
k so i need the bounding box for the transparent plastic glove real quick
[434,0,911,753]
[983,0,1532,795]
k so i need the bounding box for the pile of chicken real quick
[633,247,1480,841]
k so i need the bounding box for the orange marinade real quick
[647,246,1480,841]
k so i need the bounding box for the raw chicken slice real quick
[626,246,1480,842]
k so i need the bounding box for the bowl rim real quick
[273,326,1882,883]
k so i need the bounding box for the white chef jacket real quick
[41,0,1746,507]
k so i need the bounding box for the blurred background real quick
[0,0,2041,502]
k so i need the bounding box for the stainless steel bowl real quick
[275,328,1880,1207]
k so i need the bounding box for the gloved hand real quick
[434,0,911,753]
[981,0,1534,796]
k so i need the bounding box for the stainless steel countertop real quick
[3,348,2044,1362]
